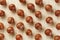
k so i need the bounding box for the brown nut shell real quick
[0,10,5,17]
[0,0,7,5]
[35,34,42,40]
[0,22,4,30]
[45,29,52,36]
[16,22,25,31]
[7,17,15,24]
[0,33,4,40]
[54,35,60,40]
[55,10,60,17]
[16,34,23,40]
[19,0,26,4]
[17,9,25,17]
[9,4,16,12]
[26,16,33,24]
[35,11,42,18]
[45,4,53,12]
[35,23,42,30]
[56,23,60,30]
[46,17,53,24]
[7,26,14,34]
[26,29,32,36]
[27,3,35,11]
[55,0,60,3]
[35,0,44,7]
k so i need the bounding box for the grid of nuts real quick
[0,0,60,40]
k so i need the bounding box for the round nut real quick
[19,0,26,4]
[17,9,25,17]
[35,0,43,7]
[0,10,5,17]
[7,26,14,34]
[54,35,60,40]
[35,11,42,18]
[7,17,15,24]
[55,10,60,17]
[26,16,33,24]
[35,23,42,30]
[0,22,4,30]
[16,22,25,31]
[0,33,4,40]
[27,3,35,11]
[26,29,32,36]
[35,34,42,40]
[45,4,53,12]
[45,29,52,36]
[0,0,6,5]
[56,23,60,30]
[9,4,16,12]
[46,17,53,24]
[55,0,60,3]
[16,34,23,40]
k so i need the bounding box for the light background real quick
[0,0,60,40]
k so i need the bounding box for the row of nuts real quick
[0,33,59,40]
[0,0,60,17]
[7,16,33,25]
[0,16,60,30]
[0,21,59,33]
[0,29,60,40]
[0,0,60,6]
[0,4,60,18]
[0,33,41,40]
[0,9,60,25]
[0,0,60,13]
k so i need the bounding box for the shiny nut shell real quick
[17,9,25,17]
[0,22,4,30]
[0,33,4,40]
[0,0,6,5]
[46,17,53,24]
[7,17,15,24]
[16,34,23,40]
[35,23,42,30]
[26,16,33,24]
[7,26,14,34]
[45,4,53,12]
[19,0,26,4]
[35,11,42,18]
[45,29,52,36]
[35,0,43,7]
[27,3,35,11]
[54,35,60,40]
[16,22,25,31]
[56,23,60,30]
[0,10,5,17]
[55,0,60,3]
[26,29,32,36]
[9,4,16,12]
[55,10,60,17]
[35,34,42,40]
